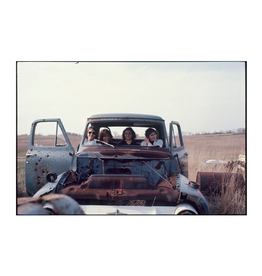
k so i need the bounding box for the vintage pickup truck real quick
[20,113,210,215]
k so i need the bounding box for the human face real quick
[124,130,133,141]
[149,132,157,142]
[103,134,111,143]
[87,129,96,141]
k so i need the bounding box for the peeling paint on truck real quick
[22,114,209,215]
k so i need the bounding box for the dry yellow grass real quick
[17,133,246,214]
[183,133,245,180]
[17,134,81,154]
[183,133,246,214]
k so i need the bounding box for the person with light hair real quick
[83,126,99,145]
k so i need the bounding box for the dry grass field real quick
[183,133,246,214]
[16,133,246,214]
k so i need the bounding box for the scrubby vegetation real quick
[17,133,246,214]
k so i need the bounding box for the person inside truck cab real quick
[83,126,99,145]
[141,128,163,147]
[98,129,115,145]
[118,127,137,145]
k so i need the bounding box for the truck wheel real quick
[174,203,198,215]
[177,210,196,215]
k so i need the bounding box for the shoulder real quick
[155,139,163,147]
[84,140,99,145]
[141,141,147,146]
[159,139,163,145]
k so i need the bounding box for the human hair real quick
[145,128,159,139]
[86,126,98,139]
[99,129,113,141]
[122,127,136,140]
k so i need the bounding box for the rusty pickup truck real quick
[21,113,209,215]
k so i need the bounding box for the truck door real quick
[25,119,75,196]
[169,121,188,177]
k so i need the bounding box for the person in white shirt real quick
[141,128,163,147]
[83,126,100,145]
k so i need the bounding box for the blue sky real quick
[17,61,245,135]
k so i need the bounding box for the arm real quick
[155,139,163,147]
[141,140,147,146]
[141,137,150,146]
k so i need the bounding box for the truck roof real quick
[87,113,164,121]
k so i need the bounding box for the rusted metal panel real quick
[25,119,74,196]
[79,146,173,158]
[25,148,73,195]
[17,203,50,215]
[17,194,84,215]
[74,153,172,187]
[196,172,245,196]
[24,114,209,215]
[58,174,180,205]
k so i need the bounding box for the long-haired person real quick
[118,127,137,145]
[99,129,115,145]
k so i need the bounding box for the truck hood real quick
[58,174,180,206]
